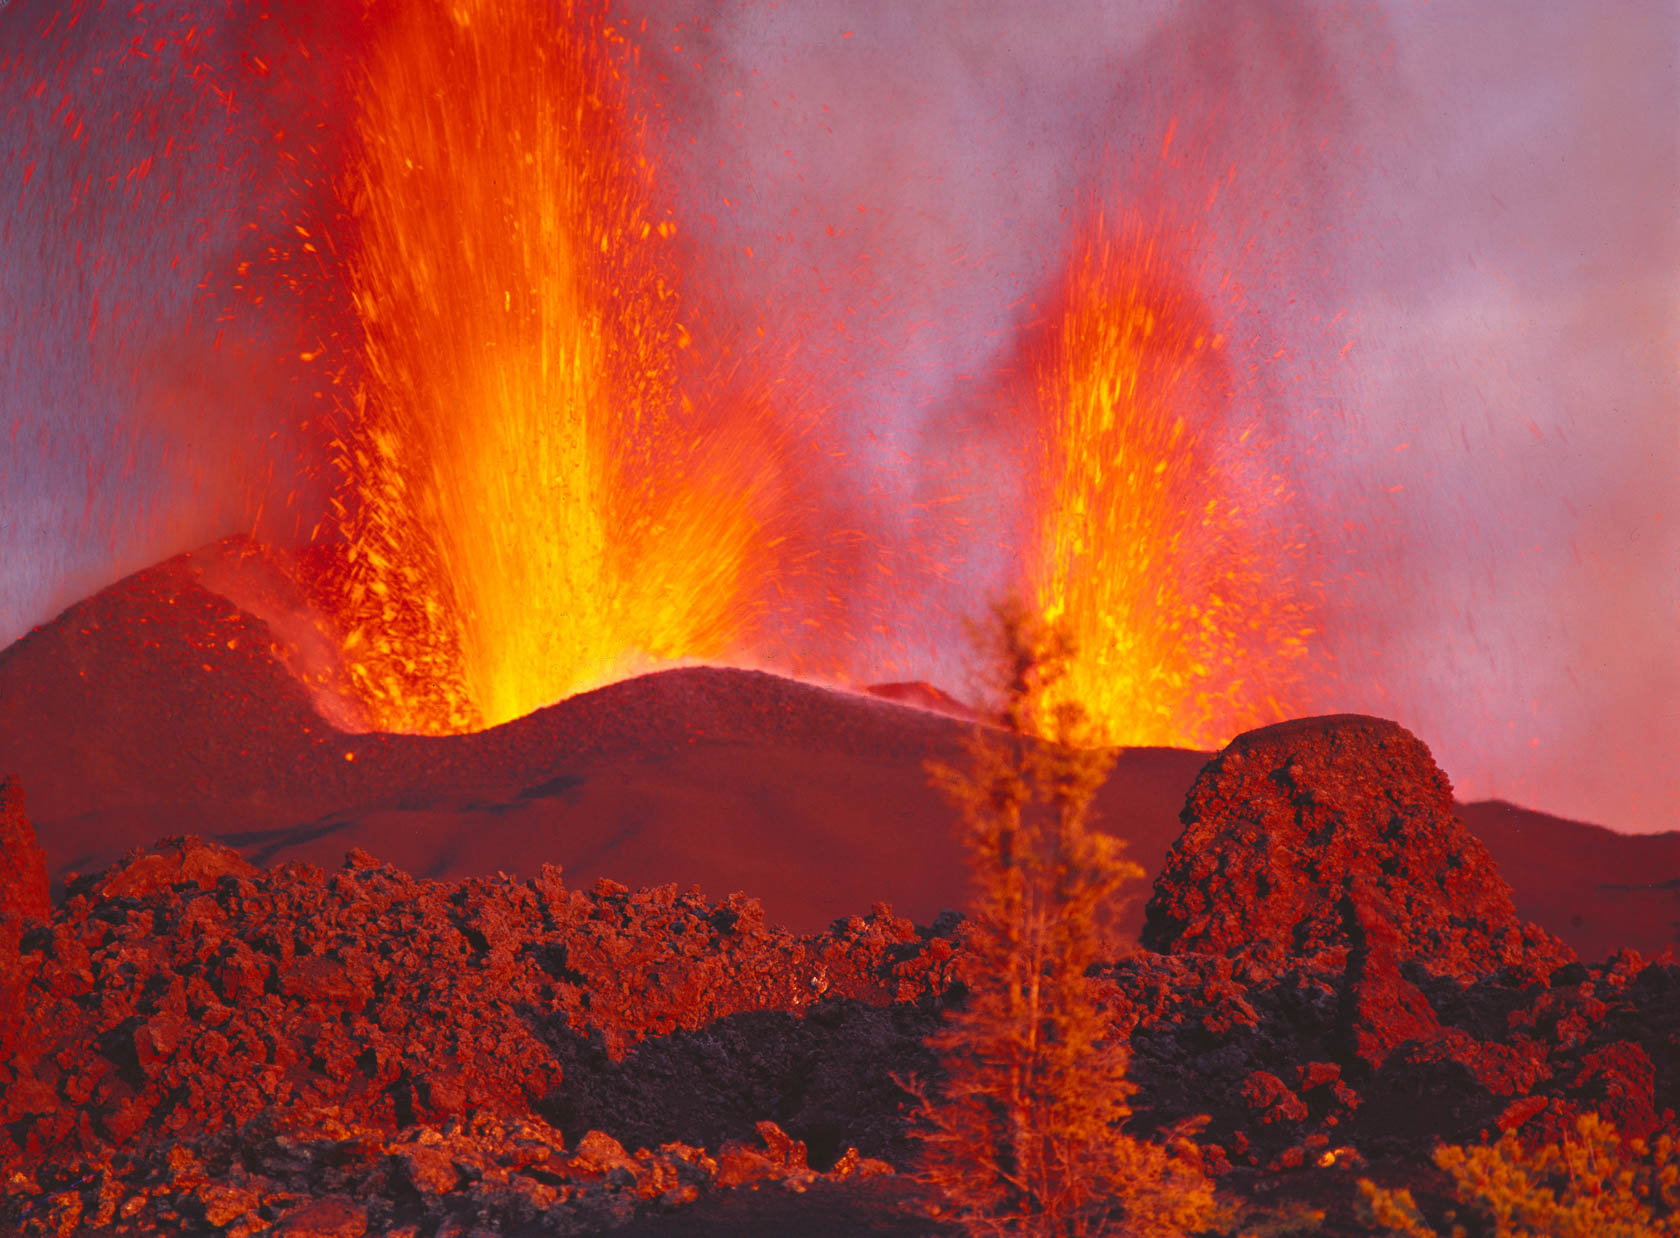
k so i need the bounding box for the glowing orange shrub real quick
[907,606,1217,1237]
[1361,1112,1680,1238]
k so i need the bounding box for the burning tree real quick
[907,605,1217,1237]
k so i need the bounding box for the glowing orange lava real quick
[1026,210,1318,749]
[325,0,778,734]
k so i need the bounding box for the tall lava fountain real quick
[321,0,783,734]
[1021,206,1318,750]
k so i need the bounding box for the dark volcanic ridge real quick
[2,538,1677,960]
[1,715,1677,1236]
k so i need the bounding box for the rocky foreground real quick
[1,718,1676,1236]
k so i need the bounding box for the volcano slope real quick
[1,716,1676,1236]
[1,538,1676,960]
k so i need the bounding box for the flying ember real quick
[316,0,778,734]
[1025,208,1319,750]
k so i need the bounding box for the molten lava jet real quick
[1024,210,1319,750]
[321,0,783,734]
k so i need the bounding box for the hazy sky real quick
[2,1,1675,830]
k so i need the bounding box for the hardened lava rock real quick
[1,775,50,1060]
[1141,715,1572,983]
[0,775,49,925]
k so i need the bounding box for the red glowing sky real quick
[1,0,1675,831]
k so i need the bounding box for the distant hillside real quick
[2,540,1674,957]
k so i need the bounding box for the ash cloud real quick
[1316,2,1679,832]
[0,0,337,642]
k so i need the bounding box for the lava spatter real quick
[1024,208,1320,750]
[323,0,781,734]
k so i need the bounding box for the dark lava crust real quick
[1,718,1676,1235]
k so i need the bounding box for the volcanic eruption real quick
[1022,206,1318,750]
[308,17,1329,750]
[1,1,1676,1234]
[314,0,807,735]
[176,0,1338,753]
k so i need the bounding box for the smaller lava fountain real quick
[319,0,788,734]
[1024,207,1319,750]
